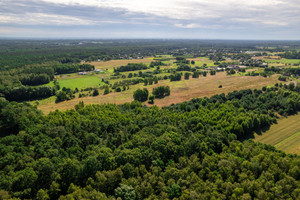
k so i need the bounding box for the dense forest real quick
[0,85,299,199]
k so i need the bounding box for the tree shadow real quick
[239,125,271,142]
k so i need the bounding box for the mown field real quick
[263,58,300,68]
[254,114,300,155]
[47,75,103,89]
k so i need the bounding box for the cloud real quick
[0,13,95,25]
[0,0,299,39]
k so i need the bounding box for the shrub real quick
[133,88,149,102]
[152,86,170,98]
[92,89,99,96]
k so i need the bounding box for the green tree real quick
[104,87,110,95]
[168,184,181,199]
[133,88,149,102]
[184,72,190,80]
[36,189,50,200]
[152,86,170,98]
[148,95,155,104]
[115,184,136,200]
[92,89,99,96]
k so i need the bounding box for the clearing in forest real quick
[38,71,280,114]
[254,114,300,155]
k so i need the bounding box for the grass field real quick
[38,71,280,114]
[254,114,300,155]
[263,58,300,66]
[48,75,103,89]
[188,57,216,67]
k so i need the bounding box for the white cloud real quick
[0,13,95,25]
[1,0,300,39]
[37,0,299,27]
[174,23,200,29]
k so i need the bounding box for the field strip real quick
[276,131,300,154]
[254,114,300,155]
[275,131,300,148]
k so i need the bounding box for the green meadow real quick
[54,75,103,89]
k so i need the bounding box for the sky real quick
[0,0,300,40]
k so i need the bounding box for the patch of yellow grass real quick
[88,58,153,70]
[254,114,300,155]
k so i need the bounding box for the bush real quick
[92,89,99,96]
[210,70,216,75]
[184,72,190,80]
[133,88,149,102]
[192,71,200,78]
[170,73,181,81]
[115,87,121,92]
[148,95,155,104]
[103,88,110,95]
[152,86,170,98]
[278,76,287,81]
[55,90,75,103]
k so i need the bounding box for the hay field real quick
[254,114,300,155]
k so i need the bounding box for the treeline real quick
[19,73,51,86]
[0,63,95,102]
[0,86,299,199]
[281,51,300,59]
[54,64,95,74]
[246,66,300,78]
[1,86,56,101]
[149,61,164,68]
[114,63,148,72]
[1,63,94,85]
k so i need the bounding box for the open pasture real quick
[49,75,103,89]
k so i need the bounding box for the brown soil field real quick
[188,58,207,61]
[38,72,279,114]
[88,58,153,70]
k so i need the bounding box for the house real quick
[238,65,248,69]
[261,63,268,67]
[94,69,103,73]
[206,67,215,70]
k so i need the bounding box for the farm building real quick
[78,72,87,75]
[94,69,103,73]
